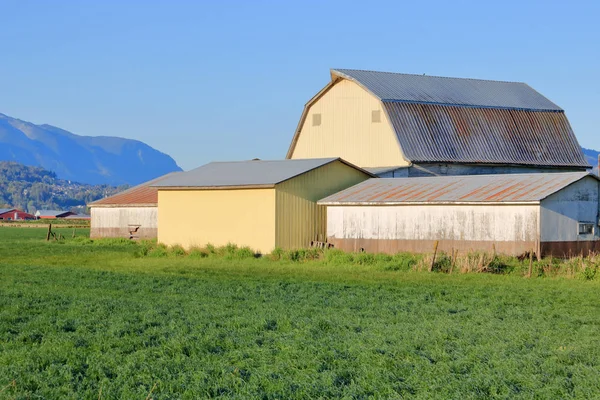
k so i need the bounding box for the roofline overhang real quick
[156,184,277,190]
[152,159,376,190]
[286,78,339,159]
[318,201,542,206]
[410,161,592,170]
[89,203,157,208]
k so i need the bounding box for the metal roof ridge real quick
[380,98,564,112]
[331,68,527,85]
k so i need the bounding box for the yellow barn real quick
[153,158,373,254]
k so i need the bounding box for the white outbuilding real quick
[318,172,600,257]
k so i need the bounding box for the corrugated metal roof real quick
[332,69,562,111]
[153,158,368,188]
[35,210,70,217]
[319,172,598,204]
[90,172,181,206]
[383,102,589,168]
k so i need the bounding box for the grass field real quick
[1,228,600,399]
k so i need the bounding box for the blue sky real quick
[1,0,598,170]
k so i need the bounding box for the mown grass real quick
[1,228,600,398]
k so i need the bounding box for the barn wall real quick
[275,160,372,249]
[90,207,157,239]
[158,188,276,254]
[289,79,408,168]
[326,204,539,255]
[540,177,600,256]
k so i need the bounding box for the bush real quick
[385,253,418,271]
[147,243,169,258]
[169,245,187,257]
[282,248,321,262]
[189,247,209,258]
[580,264,597,281]
[323,249,354,265]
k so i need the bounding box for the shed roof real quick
[331,69,561,111]
[89,172,181,207]
[154,158,373,188]
[319,172,598,205]
[35,210,71,217]
[0,208,16,215]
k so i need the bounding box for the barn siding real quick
[326,204,539,256]
[289,80,408,168]
[539,177,600,256]
[274,160,371,249]
[90,207,157,239]
[158,188,276,254]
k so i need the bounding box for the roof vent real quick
[372,110,381,123]
[312,113,321,127]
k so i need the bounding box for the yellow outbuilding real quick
[153,158,373,254]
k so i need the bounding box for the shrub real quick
[323,249,354,265]
[188,247,209,258]
[169,245,187,257]
[270,247,284,260]
[232,246,257,260]
[147,243,169,258]
[385,253,418,271]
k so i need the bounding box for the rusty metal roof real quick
[332,69,562,111]
[319,172,598,204]
[383,102,589,168]
[89,172,181,206]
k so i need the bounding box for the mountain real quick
[582,148,599,175]
[0,161,126,213]
[0,113,181,186]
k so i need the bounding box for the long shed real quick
[88,172,180,239]
[319,172,600,257]
[154,158,373,254]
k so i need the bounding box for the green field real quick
[1,228,599,399]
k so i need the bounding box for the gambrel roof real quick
[287,69,589,169]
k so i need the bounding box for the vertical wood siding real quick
[326,204,540,255]
[90,207,157,238]
[290,80,408,168]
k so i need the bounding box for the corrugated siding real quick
[290,79,409,168]
[332,69,562,111]
[275,160,372,249]
[158,188,276,254]
[384,102,588,167]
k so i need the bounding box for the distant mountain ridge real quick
[0,113,182,186]
[582,148,599,174]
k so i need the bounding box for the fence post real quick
[528,248,533,278]
[429,241,439,272]
[46,223,52,241]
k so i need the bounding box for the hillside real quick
[0,161,126,213]
[582,148,599,174]
[0,113,181,186]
